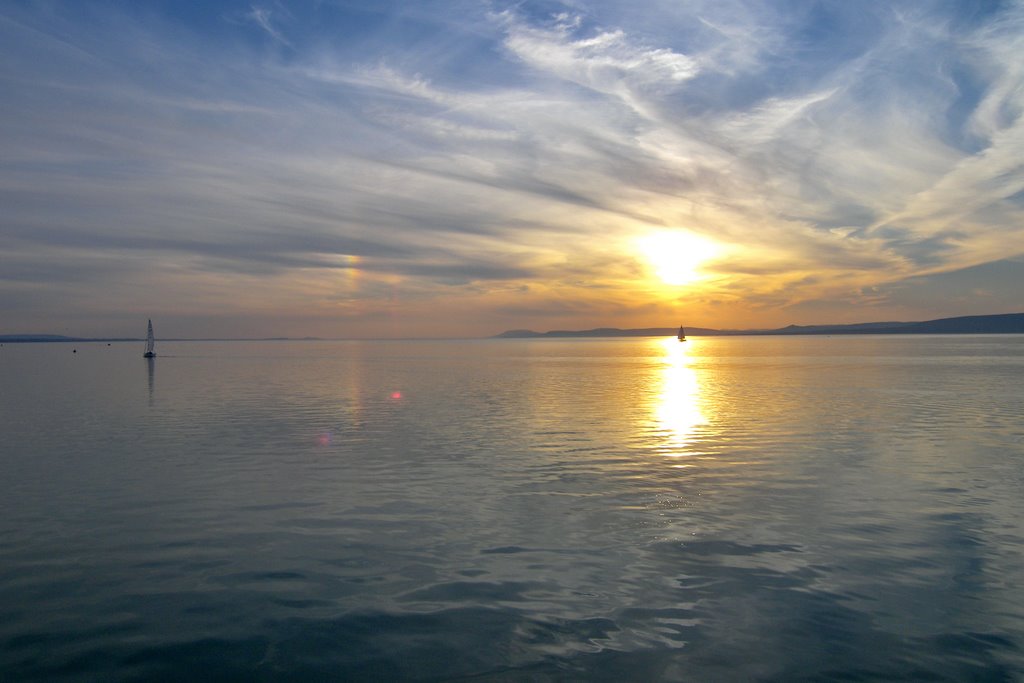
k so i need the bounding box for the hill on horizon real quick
[494,312,1024,338]
[4,312,1023,343]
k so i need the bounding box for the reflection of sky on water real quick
[652,337,706,455]
[3,338,1023,680]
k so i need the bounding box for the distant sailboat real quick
[143,319,156,358]
[677,325,687,342]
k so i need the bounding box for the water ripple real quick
[2,337,1023,680]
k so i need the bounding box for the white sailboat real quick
[677,325,687,342]
[143,319,156,358]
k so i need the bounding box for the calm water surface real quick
[1,336,1023,681]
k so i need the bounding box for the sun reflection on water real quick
[652,336,706,455]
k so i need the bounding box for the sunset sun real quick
[638,232,720,286]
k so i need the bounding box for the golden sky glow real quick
[1,2,1022,338]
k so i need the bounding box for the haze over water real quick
[2,335,1023,681]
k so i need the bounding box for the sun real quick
[637,231,720,286]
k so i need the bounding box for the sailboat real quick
[143,319,156,358]
[677,325,687,342]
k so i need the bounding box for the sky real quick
[1,0,1022,338]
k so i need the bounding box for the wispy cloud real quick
[245,4,292,47]
[499,11,699,98]
[1,1,1022,336]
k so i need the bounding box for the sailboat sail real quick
[677,325,686,341]
[144,319,156,357]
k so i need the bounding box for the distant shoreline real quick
[494,312,1024,338]
[3,312,1023,343]
[0,336,325,343]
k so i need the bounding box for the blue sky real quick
[1,0,1022,337]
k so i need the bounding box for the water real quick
[1,335,1023,681]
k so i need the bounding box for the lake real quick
[1,335,1023,681]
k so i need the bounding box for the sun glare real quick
[653,337,706,451]
[638,232,719,286]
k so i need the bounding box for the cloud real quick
[1,1,1023,336]
[245,4,292,47]
[500,11,699,96]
